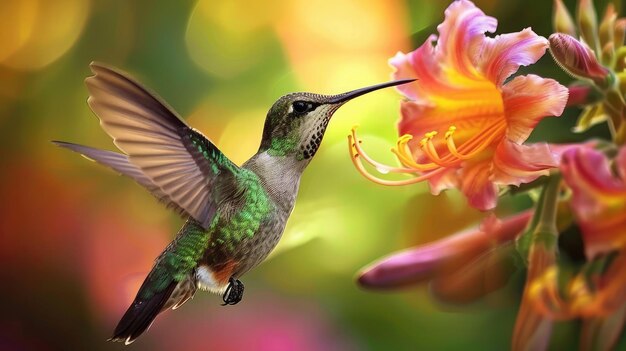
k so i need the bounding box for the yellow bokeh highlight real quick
[216,109,265,165]
[0,1,39,63]
[0,0,90,71]
[187,96,265,165]
[275,0,409,91]
[186,0,282,78]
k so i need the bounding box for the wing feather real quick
[85,62,239,228]
[52,141,189,217]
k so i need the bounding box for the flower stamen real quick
[445,121,506,160]
[348,133,449,186]
[349,128,430,174]
[348,119,509,185]
[392,135,442,171]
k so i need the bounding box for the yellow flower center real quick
[388,118,507,171]
[347,64,508,185]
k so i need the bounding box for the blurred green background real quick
[0,0,622,350]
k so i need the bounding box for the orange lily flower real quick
[349,0,568,210]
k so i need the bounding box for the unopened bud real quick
[566,83,600,107]
[549,33,610,85]
[615,19,626,50]
[600,5,617,43]
[577,0,600,54]
[616,47,626,72]
[599,4,617,63]
[553,0,576,36]
[601,42,615,66]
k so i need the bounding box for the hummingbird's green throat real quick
[53,62,413,344]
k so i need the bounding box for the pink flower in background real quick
[538,145,626,318]
[82,212,170,324]
[152,296,358,351]
[524,146,626,350]
[561,146,626,258]
[350,0,568,210]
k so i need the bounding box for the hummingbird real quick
[54,62,413,344]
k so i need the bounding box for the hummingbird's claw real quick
[221,277,244,306]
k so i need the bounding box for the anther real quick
[399,134,413,143]
[444,126,457,139]
[424,131,438,139]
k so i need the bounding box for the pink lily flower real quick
[349,0,568,210]
[561,146,626,258]
[525,146,626,350]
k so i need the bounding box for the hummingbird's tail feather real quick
[109,273,197,344]
[52,141,187,216]
[162,273,197,311]
[109,281,177,345]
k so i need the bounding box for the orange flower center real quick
[348,64,509,185]
[396,119,507,171]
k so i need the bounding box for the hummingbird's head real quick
[258,79,414,162]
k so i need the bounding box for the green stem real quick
[516,175,562,264]
[532,175,561,244]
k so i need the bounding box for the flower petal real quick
[501,74,569,143]
[512,303,553,351]
[561,147,626,217]
[389,44,440,102]
[580,301,626,351]
[513,246,556,351]
[478,28,548,86]
[492,140,558,187]
[561,146,626,257]
[426,167,459,195]
[460,160,498,211]
[390,35,486,102]
[430,242,519,304]
[390,0,499,100]
[437,0,497,77]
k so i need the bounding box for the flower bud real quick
[614,19,626,50]
[599,4,617,51]
[566,83,599,107]
[553,0,576,36]
[577,0,600,54]
[512,246,556,351]
[616,46,626,72]
[549,33,610,85]
[357,212,531,289]
[601,42,615,66]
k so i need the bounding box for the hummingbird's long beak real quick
[327,78,416,104]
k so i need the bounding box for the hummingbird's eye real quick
[292,101,314,114]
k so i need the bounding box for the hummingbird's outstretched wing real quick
[85,62,239,228]
[52,141,188,216]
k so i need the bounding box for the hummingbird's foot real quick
[221,277,244,306]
